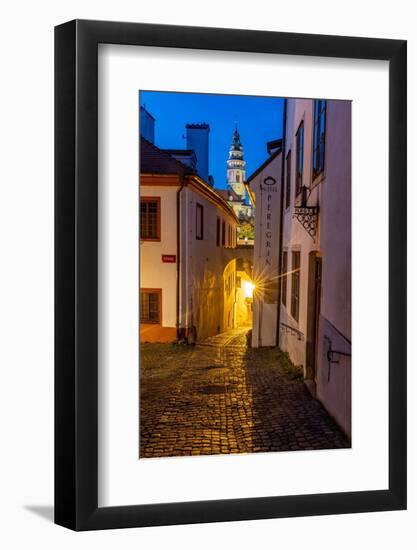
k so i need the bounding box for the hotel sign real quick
[258,174,279,303]
[260,176,278,268]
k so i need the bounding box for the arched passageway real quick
[222,257,254,333]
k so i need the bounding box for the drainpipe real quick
[276,98,287,346]
[176,175,186,341]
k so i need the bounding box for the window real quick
[221,220,226,246]
[140,290,161,324]
[313,99,326,179]
[291,251,301,321]
[285,150,291,209]
[236,173,240,182]
[295,121,304,197]
[216,217,220,247]
[196,203,204,240]
[281,251,288,306]
[140,197,160,240]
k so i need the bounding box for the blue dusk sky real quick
[140,91,284,189]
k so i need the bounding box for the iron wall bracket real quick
[293,206,319,240]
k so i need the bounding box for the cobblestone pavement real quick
[140,327,350,458]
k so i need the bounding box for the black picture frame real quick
[55,19,407,531]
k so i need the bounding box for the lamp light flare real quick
[242,280,256,298]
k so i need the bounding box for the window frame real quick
[139,288,162,325]
[290,251,301,322]
[295,121,304,198]
[312,99,327,181]
[281,250,288,306]
[140,196,161,241]
[196,203,204,240]
[216,217,220,247]
[285,150,292,210]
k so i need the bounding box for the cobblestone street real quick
[140,327,350,458]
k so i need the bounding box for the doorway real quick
[306,251,322,383]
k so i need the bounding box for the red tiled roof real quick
[140,138,195,175]
[140,139,238,223]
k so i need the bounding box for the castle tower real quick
[227,126,246,200]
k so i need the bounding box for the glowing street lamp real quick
[242,280,255,299]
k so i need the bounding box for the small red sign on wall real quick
[162,254,176,263]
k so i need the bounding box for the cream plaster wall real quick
[279,99,318,369]
[140,186,178,328]
[179,186,238,341]
[315,100,352,435]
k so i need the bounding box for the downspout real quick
[176,174,186,341]
[276,98,287,346]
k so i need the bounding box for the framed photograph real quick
[55,19,406,530]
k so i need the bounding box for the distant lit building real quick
[217,127,254,234]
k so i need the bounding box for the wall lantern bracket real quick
[293,206,319,240]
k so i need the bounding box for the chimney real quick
[185,123,210,182]
[140,106,155,144]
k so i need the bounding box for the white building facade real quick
[249,98,352,437]
[218,127,254,224]
[140,138,240,343]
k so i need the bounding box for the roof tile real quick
[140,138,195,175]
